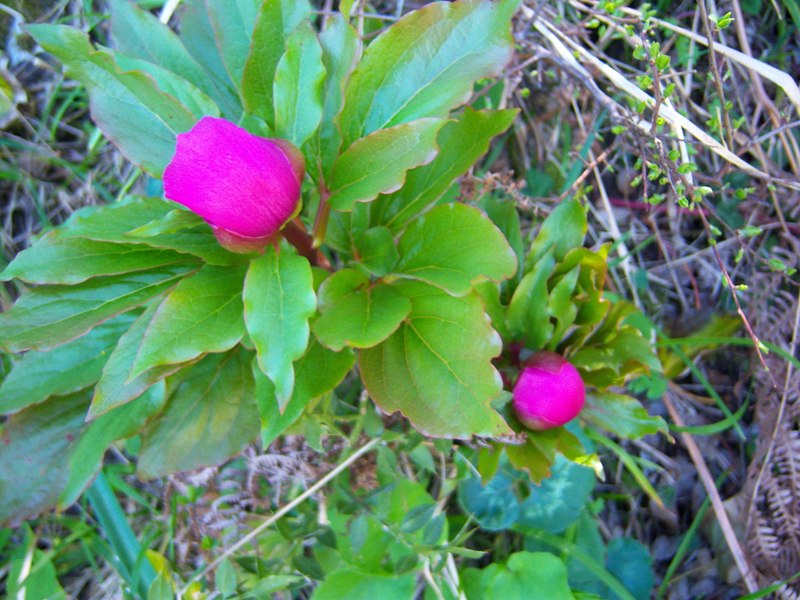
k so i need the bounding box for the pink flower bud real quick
[163,116,305,253]
[513,351,585,430]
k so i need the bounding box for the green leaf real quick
[605,538,654,600]
[244,243,316,409]
[0,265,193,353]
[311,569,415,600]
[313,270,411,351]
[90,301,194,418]
[59,197,234,266]
[256,339,354,446]
[506,249,556,349]
[204,0,260,92]
[108,0,233,117]
[0,313,136,415]
[373,107,517,232]
[178,0,241,117]
[478,192,525,275]
[313,14,359,181]
[1,232,197,285]
[0,392,89,525]
[273,22,326,149]
[394,203,517,296]
[583,392,667,439]
[337,0,518,148]
[360,282,511,438]
[26,24,197,176]
[130,264,246,378]
[516,457,596,534]
[243,0,311,127]
[527,199,587,268]
[353,226,399,277]
[60,385,166,508]
[328,118,446,211]
[462,552,576,600]
[138,351,259,478]
[111,52,220,120]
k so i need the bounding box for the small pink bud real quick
[513,351,585,430]
[163,116,305,253]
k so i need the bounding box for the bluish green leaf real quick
[605,538,654,600]
[244,243,316,409]
[138,351,258,478]
[204,0,260,91]
[0,265,193,353]
[313,269,411,351]
[337,0,518,148]
[360,282,511,438]
[26,24,197,176]
[394,203,517,296]
[0,313,136,415]
[273,22,325,149]
[328,118,446,211]
[60,385,166,507]
[130,264,246,378]
[109,0,233,116]
[0,392,89,525]
[243,0,311,127]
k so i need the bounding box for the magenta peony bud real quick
[512,351,585,430]
[163,116,305,253]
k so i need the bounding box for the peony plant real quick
[0,0,665,531]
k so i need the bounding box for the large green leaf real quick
[58,196,234,266]
[360,282,511,438]
[205,0,259,91]
[0,265,193,353]
[273,22,325,149]
[138,351,259,478]
[311,570,415,600]
[313,269,411,351]
[0,233,198,285]
[0,392,89,526]
[90,302,193,419]
[256,339,354,446]
[0,313,136,415]
[60,385,166,508]
[337,0,518,148]
[313,14,359,181]
[243,0,311,127]
[109,0,233,117]
[178,0,241,117]
[328,118,445,211]
[26,24,196,176]
[372,107,517,232]
[583,392,667,439]
[394,203,517,296]
[244,243,316,409]
[462,552,576,600]
[130,264,247,378]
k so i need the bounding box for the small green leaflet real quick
[395,203,517,296]
[129,264,247,379]
[313,269,411,351]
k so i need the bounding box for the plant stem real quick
[281,218,331,269]
[312,185,331,249]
